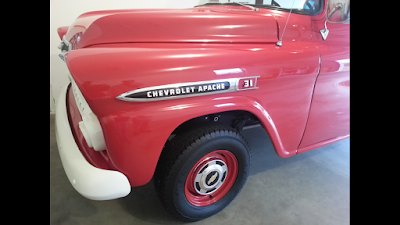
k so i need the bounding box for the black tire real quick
[154,125,252,222]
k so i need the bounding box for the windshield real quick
[197,0,323,15]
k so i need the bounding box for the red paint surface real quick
[57,26,68,40]
[299,16,350,148]
[60,0,349,187]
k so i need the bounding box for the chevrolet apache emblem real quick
[116,77,259,102]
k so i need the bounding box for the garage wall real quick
[50,0,201,113]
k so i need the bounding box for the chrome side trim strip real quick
[116,76,259,102]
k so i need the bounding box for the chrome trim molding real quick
[116,76,260,102]
[320,2,343,41]
[58,35,72,62]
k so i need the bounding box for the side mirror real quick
[320,0,350,40]
[327,0,350,23]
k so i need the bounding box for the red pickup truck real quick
[55,0,349,221]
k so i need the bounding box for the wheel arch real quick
[154,96,295,178]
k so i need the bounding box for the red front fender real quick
[100,95,296,187]
[65,42,320,187]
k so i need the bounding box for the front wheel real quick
[154,125,252,222]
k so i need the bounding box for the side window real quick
[327,0,350,23]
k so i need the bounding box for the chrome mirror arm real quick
[320,2,343,40]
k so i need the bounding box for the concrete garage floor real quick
[50,114,349,225]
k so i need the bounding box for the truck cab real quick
[55,0,349,221]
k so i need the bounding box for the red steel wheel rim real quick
[184,150,238,207]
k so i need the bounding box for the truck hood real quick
[64,6,279,49]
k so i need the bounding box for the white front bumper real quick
[55,83,131,200]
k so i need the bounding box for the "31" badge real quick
[237,77,258,90]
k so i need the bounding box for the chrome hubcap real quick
[194,159,228,195]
